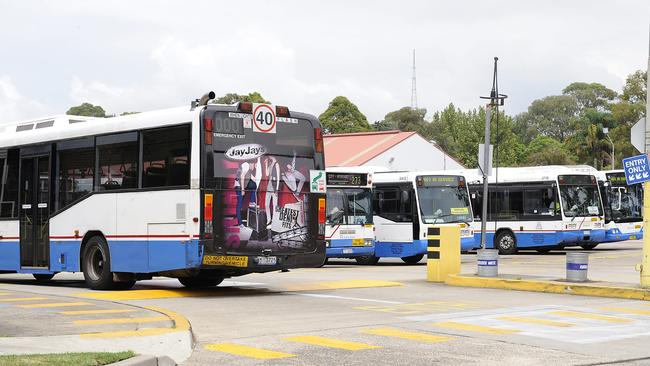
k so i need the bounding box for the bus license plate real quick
[203,255,248,267]
[352,239,365,246]
[630,236,637,240]
[256,256,277,266]
[343,248,354,254]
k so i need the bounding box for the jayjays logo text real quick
[225,144,267,161]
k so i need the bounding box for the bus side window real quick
[470,188,482,220]
[0,149,19,219]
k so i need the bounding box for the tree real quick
[120,111,140,116]
[524,136,575,165]
[212,92,270,104]
[514,95,579,142]
[379,107,429,136]
[562,82,617,112]
[66,103,106,117]
[318,96,371,134]
[621,70,647,105]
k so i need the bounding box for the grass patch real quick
[0,351,135,366]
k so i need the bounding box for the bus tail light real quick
[318,197,326,239]
[204,118,213,145]
[204,194,213,238]
[314,128,324,153]
[238,102,253,113]
[276,105,290,117]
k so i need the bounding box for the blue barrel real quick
[477,249,498,277]
[566,252,589,282]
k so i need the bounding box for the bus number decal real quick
[252,104,276,134]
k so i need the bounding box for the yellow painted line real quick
[204,343,296,360]
[285,280,402,292]
[285,335,380,350]
[496,316,575,327]
[0,297,48,302]
[362,328,454,343]
[60,309,137,315]
[74,316,169,326]
[432,321,520,334]
[599,307,650,316]
[18,302,92,308]
[549,310,633,323]
[445,274,650,302]
[0,292,12,296]
[79,306,190,339]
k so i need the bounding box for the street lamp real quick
[603,128,614,170]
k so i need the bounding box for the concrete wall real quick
[363,134,464,171]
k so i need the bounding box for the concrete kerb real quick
[109,355,176,366]
[445,273,650,301]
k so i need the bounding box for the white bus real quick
[596,170,643,243]
[465,166,605,254]
[0,93,327,289]
[324,167,374,264]
[371,171,474,264]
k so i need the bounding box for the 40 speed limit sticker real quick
[252,103,276,134]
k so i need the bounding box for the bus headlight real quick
[364,238,373,246]
[325,241,330,248]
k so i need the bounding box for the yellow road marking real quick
[0,292,11,296]
[432,321,520,334]
[356,301,483,315]
[81,328,178,338]
[60,309,137,315]
[285,335,380,350]
[74,316,169,326]
[549,311,633,323]
[496,316,575,327]
[0,297,47,302]
[18,302,92,308]
[73,280,402,301]
[204,344,296,359]
[599,307,650,316]
[80,306,190,338]
[362,328,454,343]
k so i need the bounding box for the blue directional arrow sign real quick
[622,154,650,185]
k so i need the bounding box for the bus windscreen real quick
[416,176,472,224]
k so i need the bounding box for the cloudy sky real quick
[0,1,648,124]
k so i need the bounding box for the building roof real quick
[324,130,417,167]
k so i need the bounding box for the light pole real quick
[603,127,614,170]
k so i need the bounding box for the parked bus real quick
[465,166,605,254]
[324,167,374,264]
[0,93,326,289]
[372,171,474,264]
[597,170,643,243]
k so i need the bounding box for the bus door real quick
[19,155,50,268]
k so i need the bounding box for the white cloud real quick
[0,76,49,124]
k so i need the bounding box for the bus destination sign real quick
[606,173,627,186]
[417,175,462,187]
[558,175,596,185]
[326,173,367,186]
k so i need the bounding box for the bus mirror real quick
[198,91,215,106]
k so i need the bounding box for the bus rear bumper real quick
[326,246,374,258]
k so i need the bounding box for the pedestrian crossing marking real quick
[0,297,47,302]
[432,321,520,334]
[496,316,575,328]
[18,302,92,308]
[60,309,136,315]
[356,300,483,315]
[599,307,650,316]
[362,327,454,343]
[204,343,296,360]
[285,335,380,350]
[73,316,169,325]
[549,311,633,323]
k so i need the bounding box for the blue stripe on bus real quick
[0,241,20,271]
[374,240,428,258]
[603,229,643,242]
[472,229,608,249]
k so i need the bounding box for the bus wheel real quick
[401,254,424,264]
[82,236,115,290]
[580,243,598,250]
[178,275,224,288]
[317,258,329,268]
[355,256,379,265]
[33,273,55,281]
[495,231,517,255]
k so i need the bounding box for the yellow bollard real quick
[641,180,650,288]
[427,224,461,282]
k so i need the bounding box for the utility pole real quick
[641,23,650,288]
[411,49,418,110]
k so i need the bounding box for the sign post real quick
[640,28,650,289]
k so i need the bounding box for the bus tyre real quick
[401,254,424,264]
[355,256,379,265]
[33,273,55,281]
[178,275,224,288]
[495,231,517,255]
[580,243,598,250]
[82,236,115,290]
[317,258,328,268]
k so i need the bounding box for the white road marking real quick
[297,293,404,304]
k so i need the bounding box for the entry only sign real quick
[622,154,650,185]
